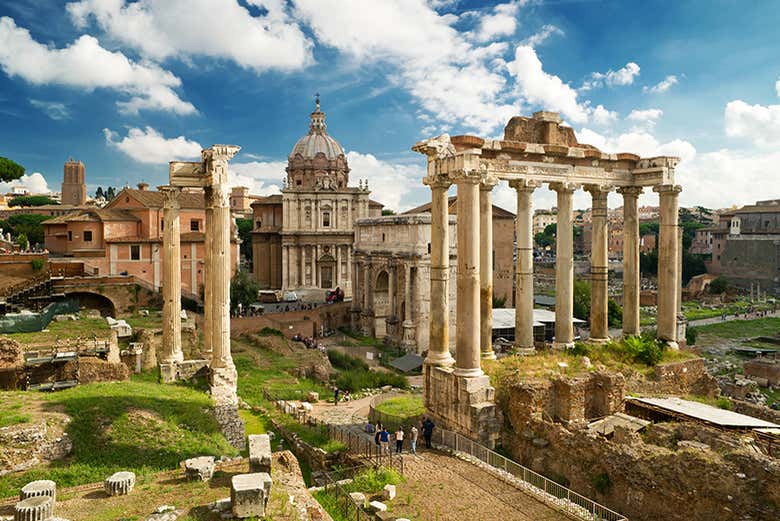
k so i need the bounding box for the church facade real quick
[252,100,382,296]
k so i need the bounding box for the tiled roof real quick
[110,188,206,209]
[43,208,139,224]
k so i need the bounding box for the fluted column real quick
[655,184,682,348]
[404,263,412,322]
[203,193,214,361]
[510,179,539,349]
[585,184,611,343]
[423,174,455,367]
[453,169,482,377]
[618,187,642,336]
[550,182,578,348]
[160,186,183,364]
[479,175,499,359]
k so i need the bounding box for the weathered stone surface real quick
[248,434,272,474]
[349,492,366,506]
[19,480,55,503]
[213,403,246,450]
[145,505,182,521]
[307,391,319,402]
[230,472,272,518]
[368,500,387,512]
[183,456,215,481]
[382,484,396,500]
[104,471,135,496]
[13,496,52,521]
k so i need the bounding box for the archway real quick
[64,291,117,317]
[373,270,390,338]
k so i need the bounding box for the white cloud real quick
[66,0,313,72]
[0,17,195,115]
[228,161,284,197]
[29,99,70,120]
[643,74,678,94]
[575,127,696,163]
[591,104,618,126]
[471,1,521,43]
[346,151,426,212]
[506,45,588,123]
[627,108,663,123]
[724,99,780,148]
[0,173,51,194]
[776,77,780,97]
[103,127,202,164]
[521,24,564,48]
[582,62,640,90]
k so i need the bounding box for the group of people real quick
[292,334,326,352]
[333,386,350,404]
[365,418,436,455]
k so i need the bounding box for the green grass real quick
[682,300,774,322]
[122,311,164,330]
[313,467,405,521]
[374,395,425,418]
[0,373,237,499]
[695,317,780,339]
[0,397,31,427]
[6,316,111,345]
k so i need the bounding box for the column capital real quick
[508,179,541,192]
[158,185,181,210]
[549,181,579,194]
[583,184,613,197]
[653,184,682,195]
[479,173,500,191]
[617,186,643,198]
[423,173,451,190]
[450,168,482,185]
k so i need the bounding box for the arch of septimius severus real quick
[414,111,683,447]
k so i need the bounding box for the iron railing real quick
[433,428,628,521]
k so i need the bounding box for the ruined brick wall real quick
[503,116,580,146]
[743,359,780,386]
[632,358,719,397]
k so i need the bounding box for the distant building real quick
[61,159,87,206]
[533,209,556,235]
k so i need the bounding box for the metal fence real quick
[433,428,628,521]
[315,465,387,521]
[367,392,424,433]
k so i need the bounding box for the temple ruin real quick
[414,111,684,446]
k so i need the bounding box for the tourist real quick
[333,387,340,405]
[409,424,418,455]
[374,423,382,450]
[343,390,351,402]
[422,418,435,449]
[395,426,405,454]
[365,421,375,434]
[380,427,390,455]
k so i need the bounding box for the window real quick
[382,233,386,242]
[323,211,331,227]
[83,230,92,242]
[190,219,200,232]
[296,179,302,186]
[256,220,262,229]
[160,219,164,230]
[130,245,140,260]
[427,243,431,254]
[68,231,72,241]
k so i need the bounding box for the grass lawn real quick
[0,373,237,500]
[682,300,774,322]
[5,316,111,346]
[695,317,780,339]
[374,395,424,418]
[313,467,404,521]
[0,394,31,427]
[122,311,164,330]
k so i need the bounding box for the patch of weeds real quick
[593,472,611,494]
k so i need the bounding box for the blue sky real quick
[0,0,779,212]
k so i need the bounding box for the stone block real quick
[307,391,319,402]
[382,484,396,500]
[349,492,366,506]
[13,496,52,521]
[104,471,135,496]
[19,480,56,503]
[183,456,215,481]
[248,434,272,474]
[230,473,272,518]
[159,362,178,383]
[368,500,387,512]
[300,402,313,412]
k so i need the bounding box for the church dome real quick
[289,99,345,160]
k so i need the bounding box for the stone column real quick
[203,192,214,361]
[618,187,642,336]
[510,179,539,349]
[404,263,412,322]
[655,184,682,349]
[550,182,578,348]
[453,169,482,377]
[585,184,611,343]
[423,174,454,367]
[205,146,241,405]
[479,175,498,359]
[159,186,183,371]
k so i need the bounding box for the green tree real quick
[95,186,104,199]
[639,221,659,237]
[16,233,28,251]
[640,249,658,275]
[608,299,623,328]
[573,279,591,321]
[8,195,59,207]
[534,232,554,248]
[106,186,116,200]
[0,157,24,182]
[381,209,396,216]
[5,214,51,245]
[709,276,728,294]
[230,269,260,314]
[235,218,253,261]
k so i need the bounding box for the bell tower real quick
[61,158,87,206]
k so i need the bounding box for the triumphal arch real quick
[414,111,683,446]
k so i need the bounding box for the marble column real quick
[404,263,412,322]
[203,191,214,361]
[618,187,642,336]
[453,169,482,377]
[655,184,682,349]
[550,182,577,348]
[479,175,498,359]
[586,184,611,343]
[423,174,455,367]
[510,179,539,349]
[160,186,183,364]
[204,146,240,406]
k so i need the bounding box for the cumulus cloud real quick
[228,161,285,197]
[582,62,640,90]
[0,173,51,195]
[627,108,663,131]
[591,105,618,126]
[643,75,678,94]
[0,17,195,115]
[29,99,70,120]
[506,45,589,123]
[471,1,521,43]
[776,77,780,97]
[346,151,426,212]
[724,99,780,148]
[576,127,696,163]
[103,127,202,164]
[521,24,564,48]
[66,0,313,72]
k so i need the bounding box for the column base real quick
[425,351,455,367]
[621,330,641,339]
[480,350,497,360]
[453,366,484,378]
[552,341,575,350]
[588,337,610,345]
[160,362,178,383]
[664,340,679,351]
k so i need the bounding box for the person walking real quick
[333,387,340,406]
[409,425,418,455]
[422,418,435,449]
[379,427,390,455]
[374,423,382,453]
[395,426,405,454]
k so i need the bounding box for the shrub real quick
[709,276,728,294]
[570,341,591,356]
[685,326,698,346]
[716,396,732,410]
[335,368,408,393]
[573,279,591,320]
[593,472,612,494]
[327,350,369,371]
[606,335,665,366]
[259,327,284,337]
[492,295,506,308]
[30,259,44,271]
[607,299,623,328]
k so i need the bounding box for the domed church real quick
[251,97,383,296]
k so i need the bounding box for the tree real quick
[608,299,623,328]
[4,214,51,245]
[534,232,554,248]
[573,279,591,321]
[230,269,260,314]
[106,186,116,200]
[381,209,396,216]
[8,195,59,207]
[16,233,28,251]
[639,221,659,237]
[640,249,658,275]
[709,276,728,294]
[0,156,24,182]
[235,218,253,261]
[95,186,104,199]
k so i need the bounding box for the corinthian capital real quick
[423,173,451,190]
[480,173,500,191]
[158,185,181,210]
[617,186,643,198]
[548,181,579,194]
[653,184,682,195]
[450,168,481,185]
[412,134,456,159]
[508,179,540,192]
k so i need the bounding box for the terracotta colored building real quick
[44,185,239,299]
